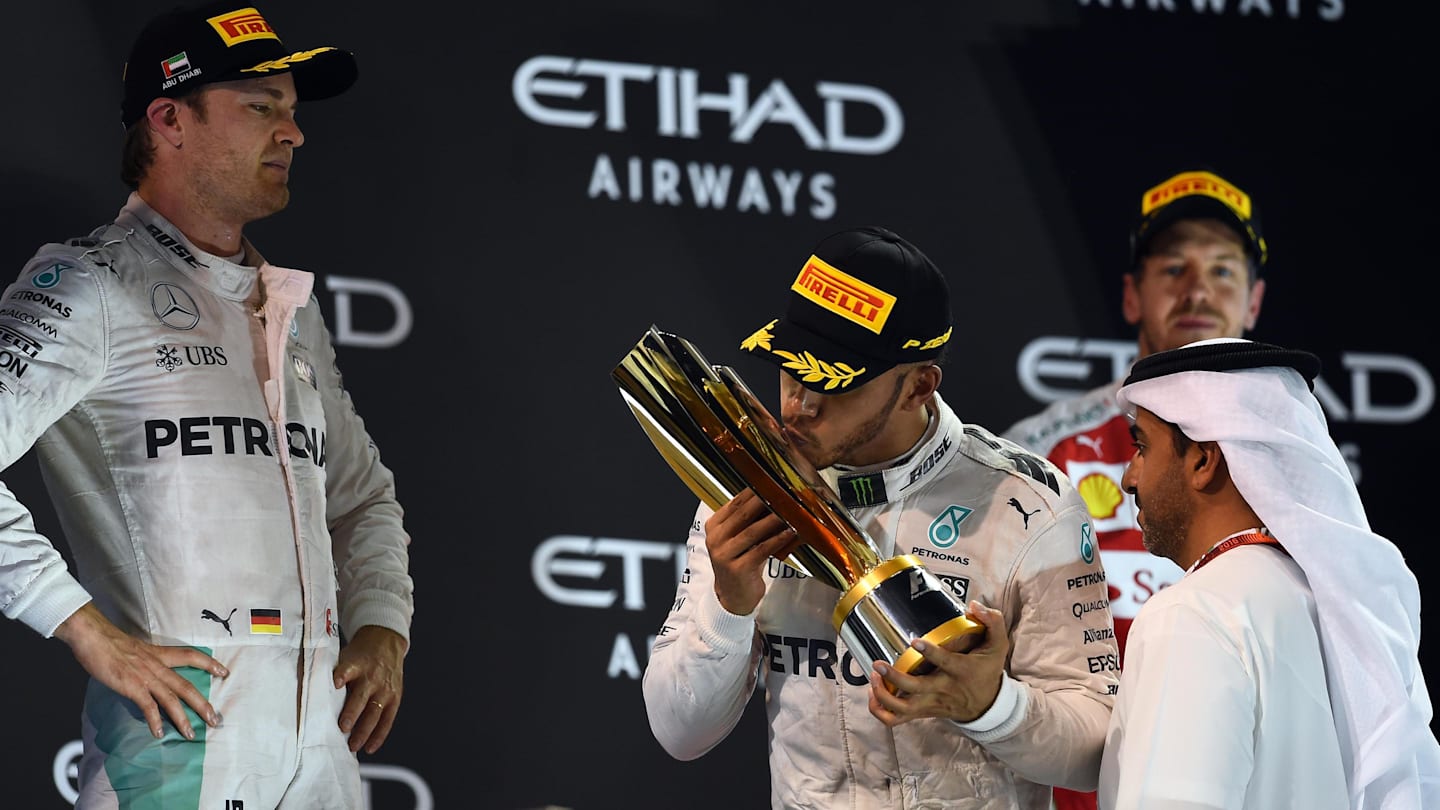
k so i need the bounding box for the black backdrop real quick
[1,1,1435,808]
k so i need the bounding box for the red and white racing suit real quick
[0,194,414,809]
[644,394,1117,809]
[1003,379,1183,810]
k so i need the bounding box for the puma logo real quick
[1076,435,1104,455]
[1008,497,1040,529]
[202,607,238,636]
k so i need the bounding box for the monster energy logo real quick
[840,473,886,509]
[851,477,874,503]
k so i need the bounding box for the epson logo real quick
[1087,653,1120,673]
[513,55,904,156]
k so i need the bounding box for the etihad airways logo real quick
[1076,0,1342,22]
[513,56,904,155]
[513,55,905,220]
[792,255,895,334]
[208,8,278,46]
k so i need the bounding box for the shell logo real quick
[1078,472,1124,520]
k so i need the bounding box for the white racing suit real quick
[643,394,1117,809]
[0,193,414,808]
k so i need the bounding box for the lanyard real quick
[1191,532,1286,572]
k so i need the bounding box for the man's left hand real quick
[333,625,407,754]
[867,600,1011,726]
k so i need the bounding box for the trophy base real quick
[832,555,985,692]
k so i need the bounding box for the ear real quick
[1243,278,1266,331]
[1190,440,1224,489]
[146,98,185,148]
[902,364,942,411]
[1121,271,1142,326]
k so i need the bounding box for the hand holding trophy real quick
[612,325,983,689]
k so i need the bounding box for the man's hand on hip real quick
[55,602,228,740]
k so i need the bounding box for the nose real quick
[276,114,305,148]
[783,382,821,419]
[1180,262,1212,304]
[1121,456,1138,495]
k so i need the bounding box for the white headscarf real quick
[1117,338,1440,810]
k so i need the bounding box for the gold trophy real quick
[613,326,983,686]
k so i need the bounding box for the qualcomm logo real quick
[53,741,434,808]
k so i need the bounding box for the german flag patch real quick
[249,608,282,635]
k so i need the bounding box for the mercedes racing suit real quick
[1002,380,1182,810]
[0,194,414,808]
[643,393,1117,809]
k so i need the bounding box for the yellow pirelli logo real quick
[1141,171,1252,220]
[208,8,279,46]
[791,255,896,334]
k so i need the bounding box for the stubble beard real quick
[1137,466,1193,566]
[802,374,908,469]
[191,156,290,228]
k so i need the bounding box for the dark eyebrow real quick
[1128,423,1140,441]
[1150,247,1245,262]
[237,84,287,102]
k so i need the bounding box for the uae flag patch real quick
[161,52,191,78]
[249,608,283,635]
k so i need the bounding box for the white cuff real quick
[694,590,759,655]
[952,675,1028,740]
[344,591,413,646]
[7,566,93,639]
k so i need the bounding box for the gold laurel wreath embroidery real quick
[773,350,863,391]
[741,320,863,389]
[242,47,336,74]
[740,320,777,352]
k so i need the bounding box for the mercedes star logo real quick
[151,283,200,330]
